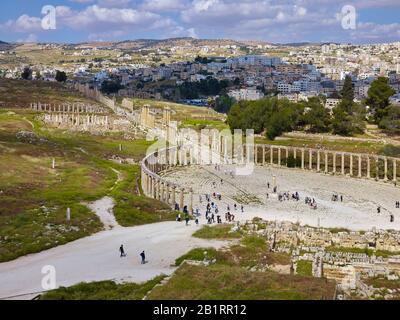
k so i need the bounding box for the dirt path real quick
[87,196,120,230]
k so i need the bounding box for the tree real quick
[331,107,353,136]
[100,79,123,94]
[214,95,235,113]
[55,70,67,82]
[341,75,354,103]
[21,67,32,80]
[365,77,395,124]
[331,74,365,136]
[379,105,400,134]
[302,97,331,133]
[331,102,365,136]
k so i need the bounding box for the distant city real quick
[1,39,399,108]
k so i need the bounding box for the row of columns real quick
[43,113,110,128]
[140,143,399,211]
[140,105,155,129]
[253,145,398,182]
[31,102,105,113]
[141,166,193,213]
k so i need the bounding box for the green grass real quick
[255,136,384,155]
[180,119,228,131]
[147,264,335,300]
[174,247,218,266]
[40,276,165,300]
[0,108,173,261]
[0,79,96,108]
[296,260,313,277]
[192,224,242,239]
[110,166,176,226]
[220,236,291,268]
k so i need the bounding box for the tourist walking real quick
[140,251,146,264]
[119,245,126,257]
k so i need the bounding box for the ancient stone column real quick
[367,157,371,179]
[285,148,289,161]
[376,157,379,180]
[358,155,362,178]
[393,159,397,183]
[384,157,388,181]
[160,182,165,202]
[270,146,274,165]
[149,176,154,198]
[183,149,188,166]
[349,154,353,176]
[155,179,159,199]
[179,188,184,210]
[189,188,193,214]
[333,152,336,173]
[341,153,345,175]
[317,151,321,172]
[325,152,328,173]
[278,148,281,167]
[309,149,313,170]
[301,149,305,169]
[262,146,266,166]
[172,186,176,206]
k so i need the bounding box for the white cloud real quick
[1,0,399,43]
[96,0,132,8]
[2,14,42,33]
[141,0,188,12]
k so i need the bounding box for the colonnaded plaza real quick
[1,85,400,301]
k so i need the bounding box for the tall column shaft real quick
[325,152,328,173]
[384,157,388,181]
[278,148,281,166]
[341,153,345,175]
[333,153,336,173]
[349,154,353,176]
[270,147,274,165]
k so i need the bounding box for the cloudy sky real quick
[0,0,399,44]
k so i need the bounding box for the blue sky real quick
[0,0,399,44]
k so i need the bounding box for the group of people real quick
[395,201,400,208]
[376,206,395,223]
[175,206,194,226]
[305,197,318,210]
[119,245,146,264]
[278,191,300,202]
[331,194,344,202]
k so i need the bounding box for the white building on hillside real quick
[228,88,264,101]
